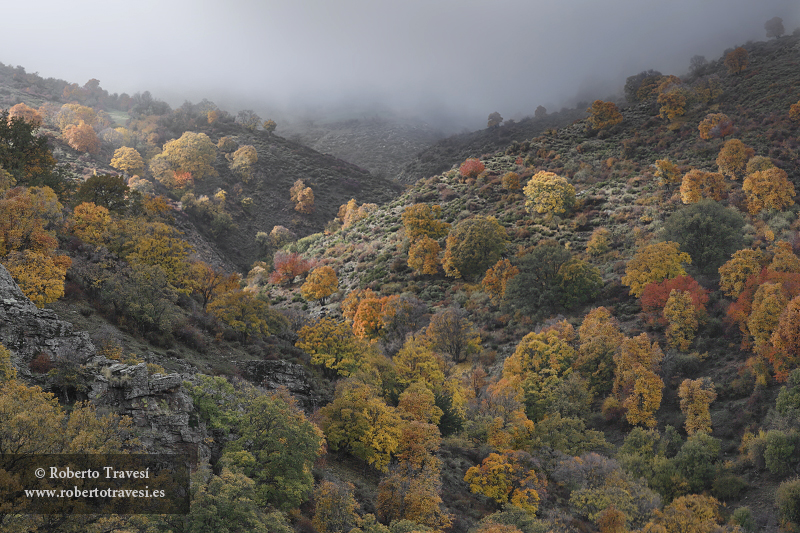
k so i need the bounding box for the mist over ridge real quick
[1,0,797,131]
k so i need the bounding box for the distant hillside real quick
[278,115,446,180]
[395,106,589,183]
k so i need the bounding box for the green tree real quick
[75,173,130,212]
[442,216,507,280]
[222,387,324,510]
[0,109,60,191]
[661,200,745,275]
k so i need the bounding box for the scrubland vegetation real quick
[2,18,800,533]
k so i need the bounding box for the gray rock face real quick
[233,359,326,410]
[0,264,96,374]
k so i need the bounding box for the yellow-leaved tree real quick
[110,146,145,176]
[482,258,520,303]
[678,378,717,436]
[296,317,370,377]
[408,235,441,275]
[464,450,545,515]
[663,289,700,351]
[716,139,754,179]
[401,203,450,241]
[609,334,664,428]
[587,100,623,130]
[742,167,796,214]
[300,265,338,303]
[622,241,691,297]
[718,249,765,298]
[523,171,576,216]
[160,131,217,182]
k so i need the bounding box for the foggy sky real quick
[2,0,797,129]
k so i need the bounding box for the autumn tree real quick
[658,85,693,121]
[586,227,612,256]
[587,100,623,130]
[662,200,745,274]
[742,167,796,214]
[442,215,507,280]
[622,241,691,297]
[290,179,315,213]
[263,119,277,133]
[610,334,664,428]
[160,131,217,182]
[654,158,681,186]
[424,307,481,363]
[487,112,503,128]
[313,481,360,533]
[678,378,717,436]
[769,295,800,382]
[319,380,403,472]
[765,16,785,38]
[698,113,734,140]
[408,236,441,275]
[393,335,446,390]
[297,317,369,377]
[459,158,485,179]
[694,75,723,104]
[576,307,624,396]
[300,265,338,304]
[747,282,787,352]
[269,251,312,285]
[501,171,520,190]
[724,47,749,74]
[791,100,800,123]
[523,171,576,216]
[8,103,43,127]
[719,249,765,298]
[0,186,71,306]
[716,139,754,179]
[643,494,725,533]
[229,145,258,180]
[679,169,726,204]
[207,289,275,340]
[63,121,101,154]
[640,275,709,327]
[401,203,450,241]
[338,199,377,229]
[376,421,451,530]
[189,261,241,310]
[70,202,111,245]
[482,258,520,303]
[663,290,700,351]
[110,146,144,176]
[464,450,545,515]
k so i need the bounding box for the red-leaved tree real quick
[640,275,709,327]
[268,251,313,286]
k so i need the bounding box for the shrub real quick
[764,430,800,476]
[776,477,800,526]
[459,158,485,179]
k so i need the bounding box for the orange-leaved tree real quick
[679,169,726,204]
[587,100,623,130]
[482,258,520,303]
[698,113,734,140]
[63,122,100,154]
[724,47,749,74]
[640,275,709,327]
[769,295,800,382]
[716,138,754,179]
[459,158,485,179]
[268,251,312,285]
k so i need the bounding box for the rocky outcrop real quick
[233,359,327,411]
[87,359,211,463]
[0,264,95,375]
